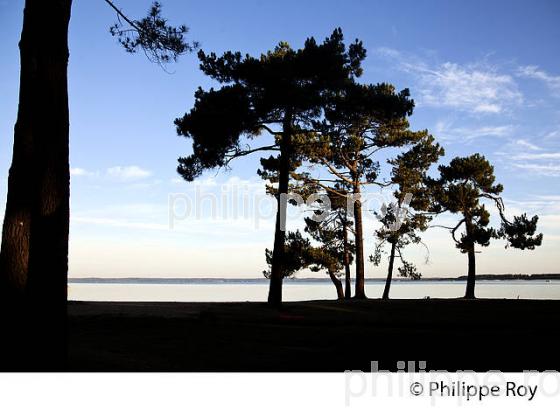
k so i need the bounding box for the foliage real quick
[108,1,198,65]
[429,154,543,253]
[175,28,366,182]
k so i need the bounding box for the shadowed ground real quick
[68,299,560,371]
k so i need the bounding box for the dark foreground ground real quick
[68,299,560,371]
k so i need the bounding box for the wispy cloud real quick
[374,48,523,114]
[511,139,542,151]
[106,165,152,181]
[517,65,560,96]
[434,120,513,141]
[415,62,522,113]
[495,138,560,177]
[511,163,560,177]
[511,152,560,161]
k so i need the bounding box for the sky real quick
[0,0,559,279]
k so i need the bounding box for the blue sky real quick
[0,0,559,279]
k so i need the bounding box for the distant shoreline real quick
[68,273,560,284]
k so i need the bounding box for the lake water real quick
[68,280,560,302]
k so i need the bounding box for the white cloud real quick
[375,48,523,114]
[511,152,560,160]
[434,120,513,141]
[106,165,152,181]
[496,139,560,177]
[517,65,560,95]
[412,62,522,113]
[512,163,560,177]
[511,139,542,151]
[544,130,560,140]
[70,167,96,177]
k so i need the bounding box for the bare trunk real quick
[327,270,345,300]
[343,222,351,299]
[0,0,72,370]
[353,184,366,298]
[267,112,292,307]
[382,241,396,300]
[464,217,476,299]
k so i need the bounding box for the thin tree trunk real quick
[382,241,396,300]
[343,222,351,299]
[327,270,344,300]
[464,217,476,299]
[268,112,293,306]
[353,184,366,298]
[0,0,72,370]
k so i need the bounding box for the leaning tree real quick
[175,29,366,305]
[429,154,543,299]
[0,0,194,370]
[372,133,444,299]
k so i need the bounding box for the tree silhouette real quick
[303,195,355,300]
[315,186,355,299]
[107,1,198,66]
[263,221,352,301]
[175,29,366,305]
[302,82,426,298]
[0,0,193,370]
[372,133,444,299]
[429,154,543,299]
[258,154,355,299]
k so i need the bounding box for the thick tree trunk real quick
[464,217,476,299]
[382,241,397,300]
[267,112,293,306]
[353,184,366,298]
[0,0,72,370]
[343,222,351,299]
[327,270,344,300]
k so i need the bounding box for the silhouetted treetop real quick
[198,28,365,87]
[436,154,543,251]
[175,28,366,182]
[107,1,198,65]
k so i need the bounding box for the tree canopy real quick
[429,154,543,298]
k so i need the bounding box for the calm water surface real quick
[68,280,560,302]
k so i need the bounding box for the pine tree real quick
[429,154,543,299]
[372,133,444,299]
[175,29,366,305]
[303,82,426,298]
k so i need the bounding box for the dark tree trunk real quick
[0,0,72,370]
[353,184,366,298]
[464,217,476,299]
[382,241,397,300]
[343,222,351,299]
[267,112,293,307]
[465,247,476,299]
[327,270,344,300]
